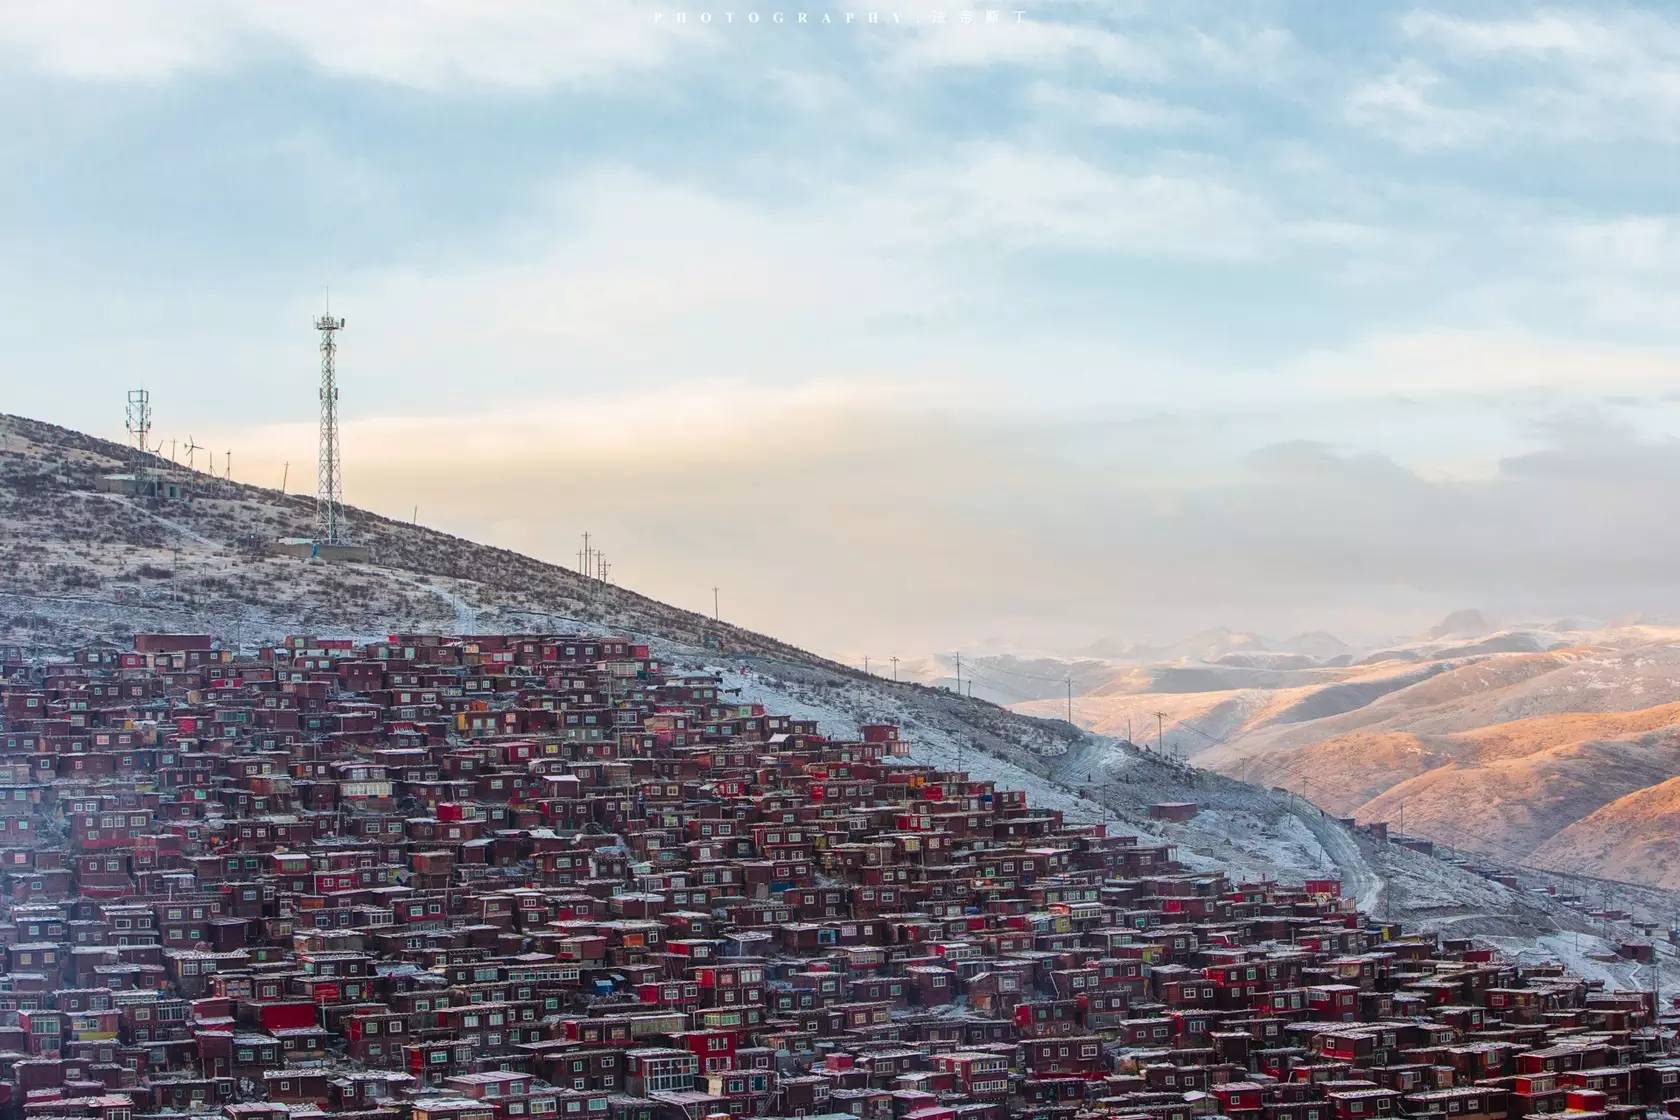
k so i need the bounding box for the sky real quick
[4,1,1680,660]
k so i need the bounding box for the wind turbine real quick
[184,437,202,471]
[225,449,232,481]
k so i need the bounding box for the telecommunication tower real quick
[316,310,348,544]
[125,389,153,479]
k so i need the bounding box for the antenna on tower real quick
[125,389,152,480]
[316,307,348,544]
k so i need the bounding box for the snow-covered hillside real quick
[666,647,1680,995]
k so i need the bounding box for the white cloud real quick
[324,164,964,396]
[0,0,237,80]
[881,9,1295,87]
[888,17,1163,76]
[1559,216,1680,276]
[341,148,1293,390]
[0,0,689,87]
[1026,82,1216,131]
[1547,215,1680,332]
[1292,329,1680,396]
[875,145,1272,260]
[1400,9,1655,62]
[1357,7,1680,146]
[1344,61,1491,149]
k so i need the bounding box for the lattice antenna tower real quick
[125,389,153,479]
[316,308,348,544]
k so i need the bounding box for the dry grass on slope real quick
[1452,702,1680,764]
[1219,730,1446,816]
[1529,775,1680,889]
[1354,734,1680,858]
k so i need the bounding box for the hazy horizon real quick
[7,2,1680,660]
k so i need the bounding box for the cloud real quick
[327,163,966,393]
[1350,7,1680,147]
[880,7,1295,87]
[1559,216,1680,275]
[880,145,1271,260]
[1291,329,1680,397]
[297,148,1297,404]
[1544,215,1680,331]
[887,16,1163,76]
[0,0,688,87]
[1400,9,1657,63]
[218,381,1680,654]
[1344,61,1492,149]
[1026,82,1217,131]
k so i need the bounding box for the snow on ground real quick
[1483,931,1674,994]
[697,658,1362,886]
[680,654,1680,994]
[698,660,1122,826]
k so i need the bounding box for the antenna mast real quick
[125,389,152,482]
[316,309,348,544]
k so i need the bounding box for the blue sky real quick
[5,1,1680,656]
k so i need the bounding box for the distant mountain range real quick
[1014,614,1680,888]
[1078,627,1354,665]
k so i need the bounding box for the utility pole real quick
[864,656,871,676]
[225,449,233,481]
[713,586,720,621]
[890,656,899,682]
[411,504,418,525]
[1156,711,1166,754]
[280,461,289,495]
[1066,675,1073,725]
[954,651,961,696]
[581,531,590,575]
